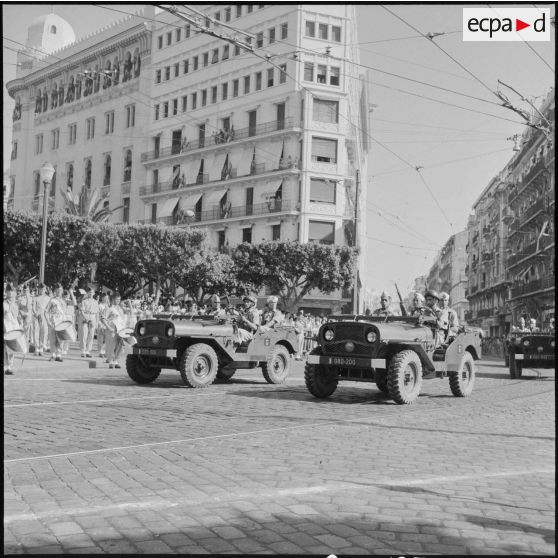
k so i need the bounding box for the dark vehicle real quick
[126,314,298,388]
[506,332,555,378]
[305,315,482,404]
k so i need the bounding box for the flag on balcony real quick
[221,153,231,181]
[279,140,285,168]
[250,146,256,175]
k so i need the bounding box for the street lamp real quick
[39,162,55,284]
[3,177,11,212]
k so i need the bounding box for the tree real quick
[3,210,41,285]
[233,241,358,313]
[62,185,122,222]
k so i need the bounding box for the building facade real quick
[7,5,371,314]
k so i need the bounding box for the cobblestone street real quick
[4,349,555,555]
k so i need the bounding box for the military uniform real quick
[4,290,21,374]
[45,290,67,361]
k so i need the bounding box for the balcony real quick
[481,252,493,263]
[509,158,549,203]
[507,236,553,268]
[477,308,493,318]
[464,311,473,320]
[470,285,478,294]
[140,199,297,226]
[518,197,545,226]
[139,164,296,198]
[141,117,299,164]
[501,208,514,222]
[511,275,554,299]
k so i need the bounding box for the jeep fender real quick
[380,343,435,372]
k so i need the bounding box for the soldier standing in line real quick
[45,283,67,362]
[79,286,99,358]
[439,291,459,341]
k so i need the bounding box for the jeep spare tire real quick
[180,343,219,388]
[262,344,290,384]
[387,349,423,404]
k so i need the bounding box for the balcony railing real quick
[507,236,553,267]
[519,197,545,225]
[139,199,297,226]
[141,117,298,163]
[511,275,554,298]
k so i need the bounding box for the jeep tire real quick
[262,344,290,384]
[375,372,390,395]
[216,368,236,381]
[387,350,423,404]
[509,353,523,379]
[180,343,219,388]
[126,354,161,384]
[305,362,338,398]
[449,351,475,397]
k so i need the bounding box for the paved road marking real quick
[4,469,554,524]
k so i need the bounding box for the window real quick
[225,7,231,21]
[126,104,136,127]
[279,63,287,84]
[50,129,59,150]
[318,23,328,40]
[331,25,341,42]
[50,25,57,34]
[174,63,179,77]
[172,98,178,115]
[330,67,340,86]
[183,59,189,74]
[305,21,315,37]
[193,56,199,70]
[244,75,250,94]
[123,150,132,182]
[212,48,219,64]
[165,66,170,81]
[156,69,162,83]
[311,137,337,163]
[155,104,160,120]
[214,11,221,21]
[304,63,314,81]
[222,45,229,60]
[203,52,209,67]
[192,92,197,109]
[11,141,17,160]
[268,28,275,43]
[86,117,95,139]
[272,224,281,240]
[309,220,335,244]
[211,86,217,104]
[256,32,264,48]
[176,28,181,41]
[255,72,262,90]
[281,23,288,39]
[242,227,252,243]
[236,5,242,17]
[267,68,274,87]
[182,95,187,112]
[157,35,163,49]
[317,65,327,84]
[103,154,111,186]
[185,25,191,38]
[66,163,74,190]
[68,123,77,145]
[202,89,207,106]
[105,111,114,134]
[313,99,339,123]
[217,230,226,250]
[247,5,253,13]
[310,178,336,204]
[233,79,239,97]
[167,32,172,46]
[234,44,241,56]
[122,198,130,224]
[163,101,169,118]
[222,83,228,100]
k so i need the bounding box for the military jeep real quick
[506,332,555,378]
[305,315,482,404]
[126,314,298,388]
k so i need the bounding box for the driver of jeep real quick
[439,291,459,342]
[234,295,261,344]
[207,294,227,319]
[421,290,449,347]
[260,296,283,332]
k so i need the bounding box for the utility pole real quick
[352,170,360,314]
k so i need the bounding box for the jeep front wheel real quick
[305,362,338,398]
[126,355,161,384]
[180,343,218,388]
[449,351,475,397]
[387,350,423,404]
[262,344,290,384]
[375,372,389,395]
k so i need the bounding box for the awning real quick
[204,189,228,208]
[159,197,180,218]
[179,192,203,211]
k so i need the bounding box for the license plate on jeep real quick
[331,357,356,366]
[136,348,176,357]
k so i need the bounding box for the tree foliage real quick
[62,185,123,223]
[233,241,358,312]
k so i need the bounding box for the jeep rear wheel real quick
[509,354,523,379]
[262,344,291,384]
[304,362,338,398]
[387,350,422,405]
[375,373,389,395]
[126,355,161,384]
[180,343,218,388]
[216,368,236,381]
[449,351,475,397]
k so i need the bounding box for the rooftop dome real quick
[26,13,76,55]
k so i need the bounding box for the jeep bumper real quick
[133,347,177,358]
[307,355,386,369]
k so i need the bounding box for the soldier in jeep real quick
[421,290,449,347]
[373,291,396,317]
[235,295,261,344]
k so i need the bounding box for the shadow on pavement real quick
[464,514,555,544]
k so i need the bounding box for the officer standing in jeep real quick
[439,291,459,342]
[422,290,449,347]
[206,294,227,319]
[260,296,283,331]
[373,291,397,317]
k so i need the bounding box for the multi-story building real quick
[504,89,554,329]
[426,231,468,323]
[7,5,371,315]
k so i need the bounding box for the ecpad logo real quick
[463,8,550,41]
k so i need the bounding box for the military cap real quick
[424,290,439,300]
[243,295,257,304]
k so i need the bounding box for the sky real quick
[3,2,555,298]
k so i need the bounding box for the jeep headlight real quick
[138,324,146,336]
[523,339,530,347]
[551,340,555,348]
[323,328,335,342]
[366,330,377,343]
[166,325,174,337]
